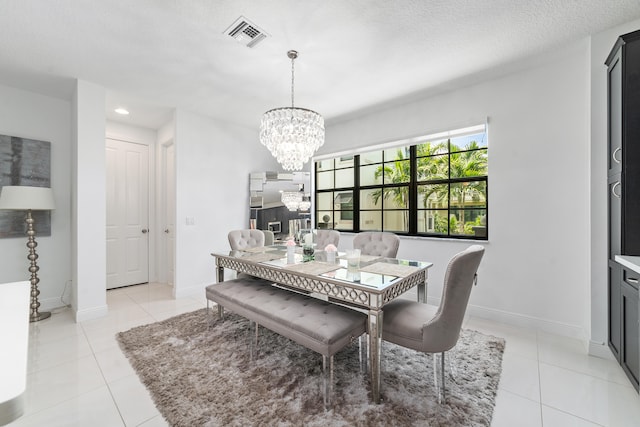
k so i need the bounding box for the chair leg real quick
[432,352,446,404]
[448,346,459,383]
[432,353,440,402]
[441,351,446,403]
[217,304,224,320]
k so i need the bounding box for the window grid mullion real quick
[353,155,360,232]
[314,129,487,239]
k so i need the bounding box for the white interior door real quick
[106,138,150,289]
[162,141,175,286]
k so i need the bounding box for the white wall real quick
[0,84,72,310]
[72,80,107,321]
[324,39,592,340]
[107,121,157,146]
[172,109,278,297]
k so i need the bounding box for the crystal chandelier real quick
[298,195,311,212]
[281,191,303,211]
[260,50,324,171]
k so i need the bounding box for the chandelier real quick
[281,191,303,211]
[281,191,311,212]
[298,196,311,212]
[260,50,325,171]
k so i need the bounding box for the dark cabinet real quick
[608,175,622,260]
[606,29,640,256]
[621,267,639,390]
[607,47,622,177]
[606,29,640,392]
[609,261,640,391]
[609,261,622,360]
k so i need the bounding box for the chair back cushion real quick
[262,230,275,246]
[424,245,485,351]
[353,231,400,257]
[228,229,265,250]
[316,229,340,249]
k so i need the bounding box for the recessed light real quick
[114,108,129,115]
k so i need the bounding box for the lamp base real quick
[30,311,51,323]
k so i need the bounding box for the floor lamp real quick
[0,186,56,322]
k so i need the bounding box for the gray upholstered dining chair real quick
[353,231,400,258]
[262,229,275,246]
[381,245,485,403]
[227,229,266,281]
[228,229,265,250]
[316,229,340,249]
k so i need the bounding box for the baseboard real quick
[426,296,589,341]
[588,340,616,360]
[174,283,207,299]
[36,296,107,322]
[74,304,109,322]
[38,296,67,312]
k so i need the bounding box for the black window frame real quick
[314,126,488,240]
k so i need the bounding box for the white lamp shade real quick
[0,186,55,210]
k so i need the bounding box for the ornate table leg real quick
[216,264,225,318]
[216,264,224,283]
[417,272,427,303]
[368,308,383,404]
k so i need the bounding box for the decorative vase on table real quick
[286,239,296,264]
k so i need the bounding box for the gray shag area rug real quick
[117,308,505,427]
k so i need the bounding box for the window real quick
[314,125,488,239]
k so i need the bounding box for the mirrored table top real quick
[213,245,433,291]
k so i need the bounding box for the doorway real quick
[161,140,175,287]
[106,138,150,289]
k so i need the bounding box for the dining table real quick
[210,245,433,404]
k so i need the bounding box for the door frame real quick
[159,138,175,287]
[105,131,156,285]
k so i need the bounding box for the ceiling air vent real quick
[225,16,268,48]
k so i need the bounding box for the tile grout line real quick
[536,331,544,426]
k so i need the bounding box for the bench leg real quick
[249,320,260,360]
[255,322,259,347]
[322,355,334,409]
[207,301,226,329]
[206,300,214,329]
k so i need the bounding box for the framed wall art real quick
[0,135,52,238]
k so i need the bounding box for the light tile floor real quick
[8,282,640,426]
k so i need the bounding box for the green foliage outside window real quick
[315,128,488,239]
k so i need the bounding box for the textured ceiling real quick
[0,0,639,130]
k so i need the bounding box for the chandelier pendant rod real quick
[288,50,297,113]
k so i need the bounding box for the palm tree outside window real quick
[314,125,488,239]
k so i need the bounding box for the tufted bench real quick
[205,277,367,405]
